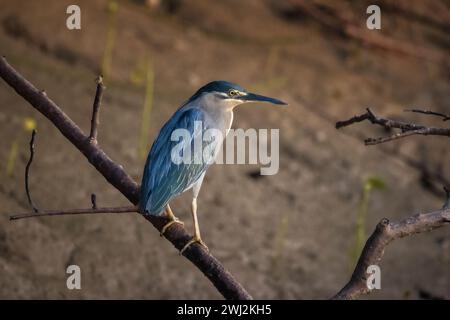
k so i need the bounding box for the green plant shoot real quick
[350,176,387,269]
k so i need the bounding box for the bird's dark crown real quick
[188,81,245,102]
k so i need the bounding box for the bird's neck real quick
[205,105,234,135]
[194,97,232,130]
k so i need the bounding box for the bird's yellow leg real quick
[180,198,208,254]
[160,204,184,236]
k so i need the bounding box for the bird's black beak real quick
[239,92,287,106]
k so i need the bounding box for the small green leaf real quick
[365,176,387,191]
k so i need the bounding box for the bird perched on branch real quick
[139,81,286,253]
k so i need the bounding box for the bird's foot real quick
[180,236,209,254]
[160,217,184,236]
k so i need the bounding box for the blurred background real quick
[0,0,449,299]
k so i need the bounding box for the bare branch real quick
[364,128,429,145]
[336,108,450,145]
[335,107,450,299]
[89,76,105,143]
[0,56,252,300]
[10,206,137,220]
[334,112,370,129]
[24,129,38,212]
[405,109,450,122]
[333,207,450,299]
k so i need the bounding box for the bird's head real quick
[188,80,287,110]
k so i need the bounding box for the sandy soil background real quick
[0,0,449,299]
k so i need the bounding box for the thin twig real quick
[91,193,97,209]
[336,108,450,145]
[10,206,137,220]
[0,56,252,300]
[89,76,105,144]
[364,128,428,145]
[405,109,450,121]
[25,129,38,212]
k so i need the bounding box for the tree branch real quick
[334,107,450,299]
[364,128,431,145]
[336,108,450,145]
[25,129,38,212]
[0,56,252,300]
[10,206,137,220]
[333,206,450,299]
[89,76,105,143]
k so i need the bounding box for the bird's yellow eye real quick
[228,89,239,97]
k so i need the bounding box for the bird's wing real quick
[140,107,219,215]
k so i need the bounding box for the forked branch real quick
[333,204,450,299]
[333,107,450,299]
[336,108,450,145]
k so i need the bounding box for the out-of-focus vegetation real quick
[350,176,387,269]
[101,0,119,79]
[5,118,36,177]
[138,57,155,160]
[271,211,290,279]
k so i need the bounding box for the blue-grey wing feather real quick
[139,107,217,216]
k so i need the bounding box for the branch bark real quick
[0,56,252,300]
[405,109,450,122]
[89,76,104,143]
[333,207,450,299]
[336,108,450,145]
[334,108,450,299]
